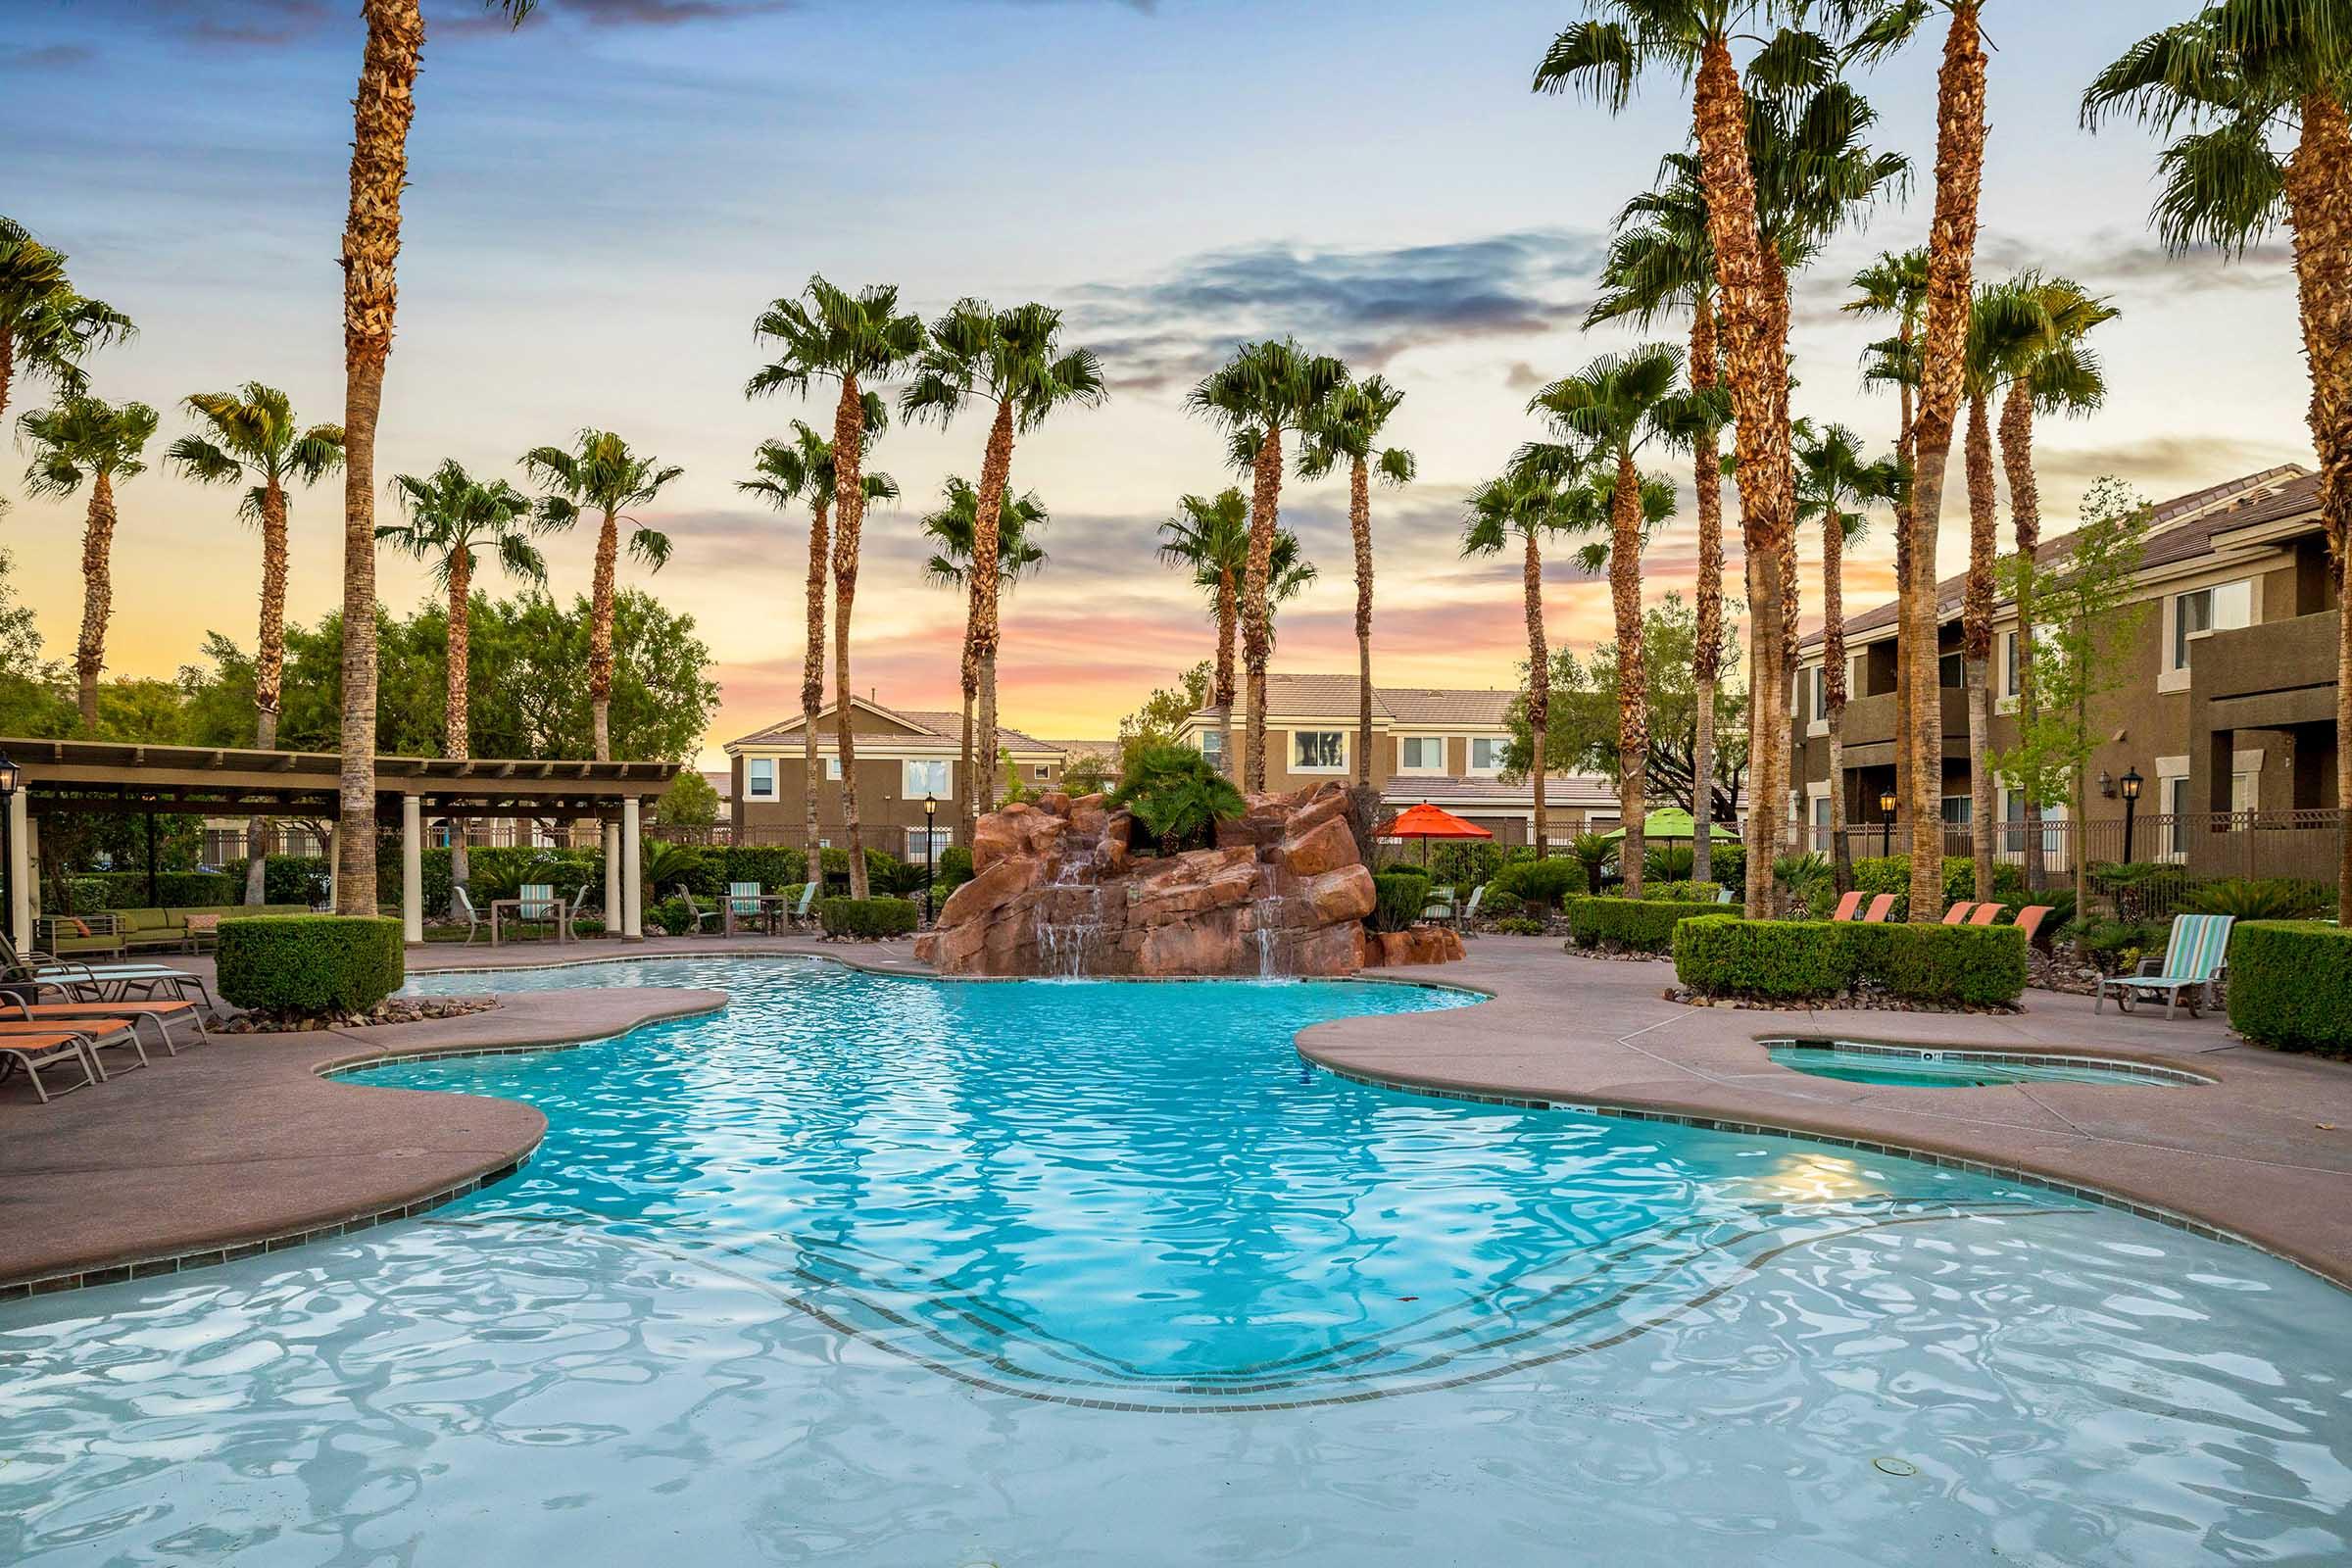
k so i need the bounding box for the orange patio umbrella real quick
[1374,802,1494,867]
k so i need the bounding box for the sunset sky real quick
[0,0,2316,766]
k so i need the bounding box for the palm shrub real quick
[2227,922,2352,1057]
[1371,869,1432,933]
[1494,857,1583,915]
[2184,878,2328,920]
[1566,831,1616,895]
[1643,842,1696,882]
[1109,743,1245,855]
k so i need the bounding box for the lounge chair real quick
[676,887,723,934]
[1942,902,1976,925]
[1830,891,1865,922]
[452,886,486,946]
[0,1030,102,1102]
[3,995,208,1054]
[1457,884,1487,928]
[727,881,776,935]
[785,881,821,929]
[1422,885,1458,923]
[1967,904,2002,926]
[0,1015,146,1075]
[0,934,215,1008]
[568,882,594,933]
[1716,887,1736,905]
[1860,894,1898,923]
[2015,905,2055,946]
[2096,913,2235,1019]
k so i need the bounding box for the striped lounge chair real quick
[2095,913,2235,1020]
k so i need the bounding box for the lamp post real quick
[0,751,21,949]
[1878,785,1897,859]
[2121,765,2143,864]
[922,793,938,923]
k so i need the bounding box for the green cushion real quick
[122,927,186,949]
[120,907,173,931]
[48,933,122,954]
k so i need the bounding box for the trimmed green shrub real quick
[217,915,405,1016]
[1643,880,1723,903]
[1494,857,1583,913]
[1492,916,1545,936]
[1675,916,1854,1000]
[819,896,919,939]
[1675,916,2027,1005]
[1698,842,1744,891]
[721,846,808,893]
[1850,854,2026,910]
[649,896,696,936]
[1843,922,2028,1006]
[936,845,974,894]
[58,870,240,910]
[1371,870,1433,934]
[1566,896,1726,954]
[1479,888,1526,920]
[2228,921,2352,1055]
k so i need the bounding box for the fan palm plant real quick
[901,301,1104,815]
[167,384,345,903]
[738,411,895,858]
[922,478,1050,841]
[747,277,926,899]
[519,430,683,763]
[333,0,536,914]
[1154,488,1315,777]
[1462,460,1583,858]
[1953,283,2035,900]
[1185,338,1348,790]
[0,217,133,426]
[18,394,158,731]
[1298,375,1415,787]
[1845,246,1930,836]
[1523,345,1726,894]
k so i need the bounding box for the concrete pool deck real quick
[2,933,2348,1296]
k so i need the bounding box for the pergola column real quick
[8,790,29,955]
[603,819,622,935]
[621,796,643,939]
[401,794,422,944]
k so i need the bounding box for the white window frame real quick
[1033,763,1051,780]
[1996,628,2021,712]
[902,759,952,799]
[1396,734,1447,775]
[744,757,779,802]
[1291,730,1348,774]
[1804,663,1829,736]
[824,756,842,780]
[906,826,952,862]
[1199,728,1226,764]
[2161,577,2255,692]
[1466,736,1508,776]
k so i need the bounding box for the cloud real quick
[0,44,98,70]
[2028,432,2312,506]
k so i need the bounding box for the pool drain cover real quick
[1873,1456,1920,1478]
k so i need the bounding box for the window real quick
[1940,795,1972,827]
[903,759,951,798]
[2000,630,2019,699]
[906,827,952,862]
[824,756,842,780]
[1399,735,1446,772]
[1938,651,1963,689]
[1809,666,1829,723]
[1293,731,1346,771]
[2172,580,2252,670]
[1034,764,1051,780]
[746,758,777,801]
[1468,736,1508,774]
[1810,794,1833,854]
[1200,729,1226,770]
[2000,788,2067,858]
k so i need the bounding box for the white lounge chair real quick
[2096,913,2235,1019]
[1421,884,1458,923]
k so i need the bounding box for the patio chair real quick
[1716,887,1736,905]
[1422,885,1458,923]
[0,934,216,1009]
[1967,904,2002,927]
[1457,884,1487,927]
[1829,891,1865,922]
[1941,902,1975,924]
[726,881,776,935]
[0,1015,146,1075]
[1860,894,1898,924]
[785,881,821,929]
[2096,913,2236,1019]
[452,886,486,946]
[0,1030,102,1102]
[517,883,564,941]
[676,887,723,934]
[568,883,594,933]
[2014,906,2055,947]
[1,994,208,1054]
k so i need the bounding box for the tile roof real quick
[1190,673,1515,726]
[729,698,1059,754]
[1380,773,1621,808]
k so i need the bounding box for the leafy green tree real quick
[656,767,721,830]
[0,547,75,737]
[19,393,158,730]
[1116,661,1215,781]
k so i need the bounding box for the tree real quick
[1988,478,2153,923]
[19,393,158,731]
[901,300,1104,816]
[1524,346,1722,893]
[747,276,926,899]
[656,767,720,831]
[1299,374,1415,787]
[737,409,894,861]
[167,383,346,903]
[922,476,1050,843]
[520,430,683,762]
[0,547,77,738]
[0,217,133,427]
[1792,418,1902,890]
[334,0,536,915]
[1462,461,1580,857]
[1153,487,1315,776]
[1956,283,2022,902]
[1186,338,1348,791]
[1845,246,1930,845]
[1115,661,1215,782]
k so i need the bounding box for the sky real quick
[0,0,2318,767]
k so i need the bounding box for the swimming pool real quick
[1767,1039,2205,1089]
[2,956,2346,1565]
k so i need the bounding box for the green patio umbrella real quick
[1600,808,1738,844]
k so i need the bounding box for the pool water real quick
[1768,1041,2194,1090]
[2,956,2347,1566]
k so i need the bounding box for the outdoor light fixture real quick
[2121,766,2143,862]
[1878,787,1896,816]
[1877,786,1897,858]
[922,793,938,923]
[2098,769,2116,799]
[2120,766,2142,802]
[0,751,23,798]
[0,750,18,944]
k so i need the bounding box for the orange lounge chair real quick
[1942,902,1976,925]
[2,997,207,1054]
[1861,894,1898,923]
[0,1031,102,1102]
[1968,904,2002,926]
[1830,891,1865,922]
[0,1016,146,1074]
[2014,906,2054,946]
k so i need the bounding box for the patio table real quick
[490,898,572,946]
[722,895,791,937]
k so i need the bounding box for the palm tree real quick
[901,302,1104,817]
[1186,338,1348,791]
[1298,375,1414,788]
[1845,246,1930,847]
[1462,461,1582,858]
[379,460,544,892]
[18,394,158,730]
[1954,284,2024,902]
[747,277,926,900]
[520,430,684,763]
[1793,419,1902,892]
[334,0,535,915]
[1154,489,1316,777]
[166,383,345,904]
[1524,345,1726,894]
[923,477,1050,839]
[738,411,895,860]
[0,217,133,427]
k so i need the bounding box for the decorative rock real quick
[1371,926,1467,967]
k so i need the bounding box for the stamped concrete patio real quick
[2,933,2348,1297]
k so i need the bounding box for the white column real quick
[8,791,29,955]
[401,795,423,944]
[621,797,643,939]
[603,821,622,936]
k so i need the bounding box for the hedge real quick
[217,915,406,1016]
[1850,854,2027,910]
[1672,916,2026,1006]
[1371,870,1432,933]
[819,896,919,939]
[1565,896,1726,954]
[1674,917,1856,1000]
[1642,880,1723,904]
[1843,922,2029,1007]
[2227,921,2352,1056]
[55,870,240,912]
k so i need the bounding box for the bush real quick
[1850,854,2026,910]
[1643,880,1722,903]
[2183,877,2328,920]
[1565,896,1725,954]
[1494,857,1584,913]
[1422,840,1515,889]
[721,846,808,893]
[649,896,696,936]
[819,896,919,939]
[217,915,405,1016]
[2075,917,2165,975]
[1642,842,1696,882]
[1675,916,1854,1000]
[937,845,974,894]
[1479,889,1526,920]
[1371,870,1433,934]
[2094,859,2195,921]
[1843,922,2028,1006]
[1674,916,2027,1005]
[1564,832,1616,895]
[54,870,240,910]
[2228,921,2352,1056]
[1492,916,1545,936]
[1109,743,1246,854]
[1696,842,1744,891]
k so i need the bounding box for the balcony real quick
[1801,687,1971,760]
[2196,612,2335,721]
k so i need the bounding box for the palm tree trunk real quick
[1611,453,1648,895]
[1963,392,1998,903]
[829,375,871,900]
[74,473,116,732]
[969,399,1015,818]
[958,580,979,844]
[588,507,618,762]
[245,704,277,906]
[445,542,470,896]
[247,477,291,905]
[1825,499,1851,892]
[1241,427,1284,794]
[1905,0,1986,925]
[1349,453,1375,787]
[1892,325,1918,864]
[1998,380,2046,891]
[1214,566,1238,778]
[335,0,422,917]
[1690,293,1723,886]
[1523,525,1549,858]
[803,497,829,865]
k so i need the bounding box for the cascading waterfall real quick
[1251,865,1291,980]
[1033,833,1104,978]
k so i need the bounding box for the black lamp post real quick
[2121,765,2143,864]
[0,751,21,945]
[1878,785,1897,859]
[922,793,938,923]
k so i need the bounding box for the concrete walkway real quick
[3,932,2349,1297]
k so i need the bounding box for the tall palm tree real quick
[747,276,926,900]
[1793,419,1902,891]
[334,0,535,915]
[922,477,1050,839]
[167,383,345,904]
[901,302,1104,816]
[0,217,133,427]
[1524,345,1726,894]
[1845,246,1930,845]
[379,461,544,892]
[1954,283,2026,902]
[1298,375,1415,788]
[18,394,158,731]
[738,411,895,859]
[1462,461,1582,858]
[520,430,683,763]
[1186,338,1348,791]
[1155,489,1316,776]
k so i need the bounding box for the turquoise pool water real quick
[1767,1041,2195,1089]
[2,956,2347,1565]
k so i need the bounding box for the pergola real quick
[0,737,680,947]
